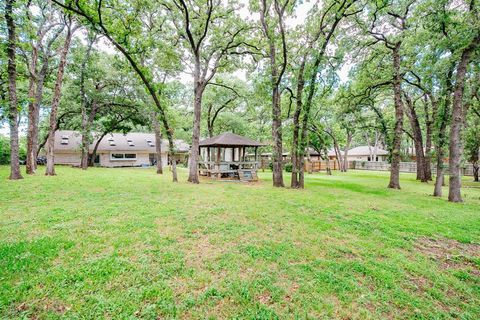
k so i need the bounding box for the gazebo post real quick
[207,147,211,175]
[217,147,221,179]
[254,146,258,169]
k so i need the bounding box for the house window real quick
[128,141,135,146]
[110,153,137,161]
[111,153,124,159]
[146,138,155,147]
[61,138,69,145]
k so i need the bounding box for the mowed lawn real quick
[1,166,479,319]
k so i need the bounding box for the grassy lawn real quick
[1,166,479,319]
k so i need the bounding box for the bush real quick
[0,135,10,165]
[0,135,27,164]
[285,162,293,172]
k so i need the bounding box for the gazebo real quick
[198,132,265,181]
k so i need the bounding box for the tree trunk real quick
[79,38,95,170]
[80,132,90,169]
[433,118,448,197]
[334,142,342,171]
[433,65,455,197]
[260,0,285,188]
[388,42,404,189]
[80,100,98,170]
[5,0,23,180]
[89,132,108,167]
[404,93,427,182]
[46,22,74,176]
[272,86,284,187]
[152,111,163,174]
[187,61,203,184]
[473,160,479,182]
[325,151,332,175]
[25,44,39,174]
[448,34,480,202]
[207,105,214,138]
[343,132,352,172]
[291,57,306,188]
[26,57,49,174]
[423,98,434,180]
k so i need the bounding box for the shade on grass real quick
[0,166,479,319]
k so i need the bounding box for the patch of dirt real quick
[184,234,217,267]
[284,281,299,303]
[16,302,28,312]
[42,300,71,314]
[415,237,480,275]
[408,275,431,293]
[258,292,272,305]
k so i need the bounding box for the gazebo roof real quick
[199,132,265,147]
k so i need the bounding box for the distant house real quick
[345,146,388,162]
[309,146,389,162]
[52,130,189,167]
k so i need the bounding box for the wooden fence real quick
[304,160,475,176]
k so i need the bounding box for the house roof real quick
[199,132,265,147]
[53,130,189,153]
[347,146,389,156]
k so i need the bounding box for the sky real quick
[1,0,350,136]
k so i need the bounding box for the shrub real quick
[285,162,293,172]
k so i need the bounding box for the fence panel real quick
[304,160,474,176]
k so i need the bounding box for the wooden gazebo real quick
[198,132,265,181]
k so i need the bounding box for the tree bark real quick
[291,57,306,188]
[388,42,404,189]
[79,37,96,170]
[46,20,75,176]
[342,132,352,172]
[433,64,454,197]
[260,0,287,188]
[290,56,306,188]
[26,56,49,174]
[80,99,98,170]
[473,153,479,182]
[5,0,23,180]
[187,60,203,183]
[25,44,39,174]
[89,132,109,167]
[404,93,427,182]
[152,111,163,174]
[423,97,433,180]
[448,34,480,202]
[207,104,214,138]
[272,83,285,187]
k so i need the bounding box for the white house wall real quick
[54,151,168,168]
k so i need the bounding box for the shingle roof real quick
[53,130,189,153]
[347,146,388,156]
[199,132,265,147]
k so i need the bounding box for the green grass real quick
[0,166,479,319]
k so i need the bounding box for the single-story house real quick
[52,130,189,167]
[309,146,389,162]
[345,146,388,162]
